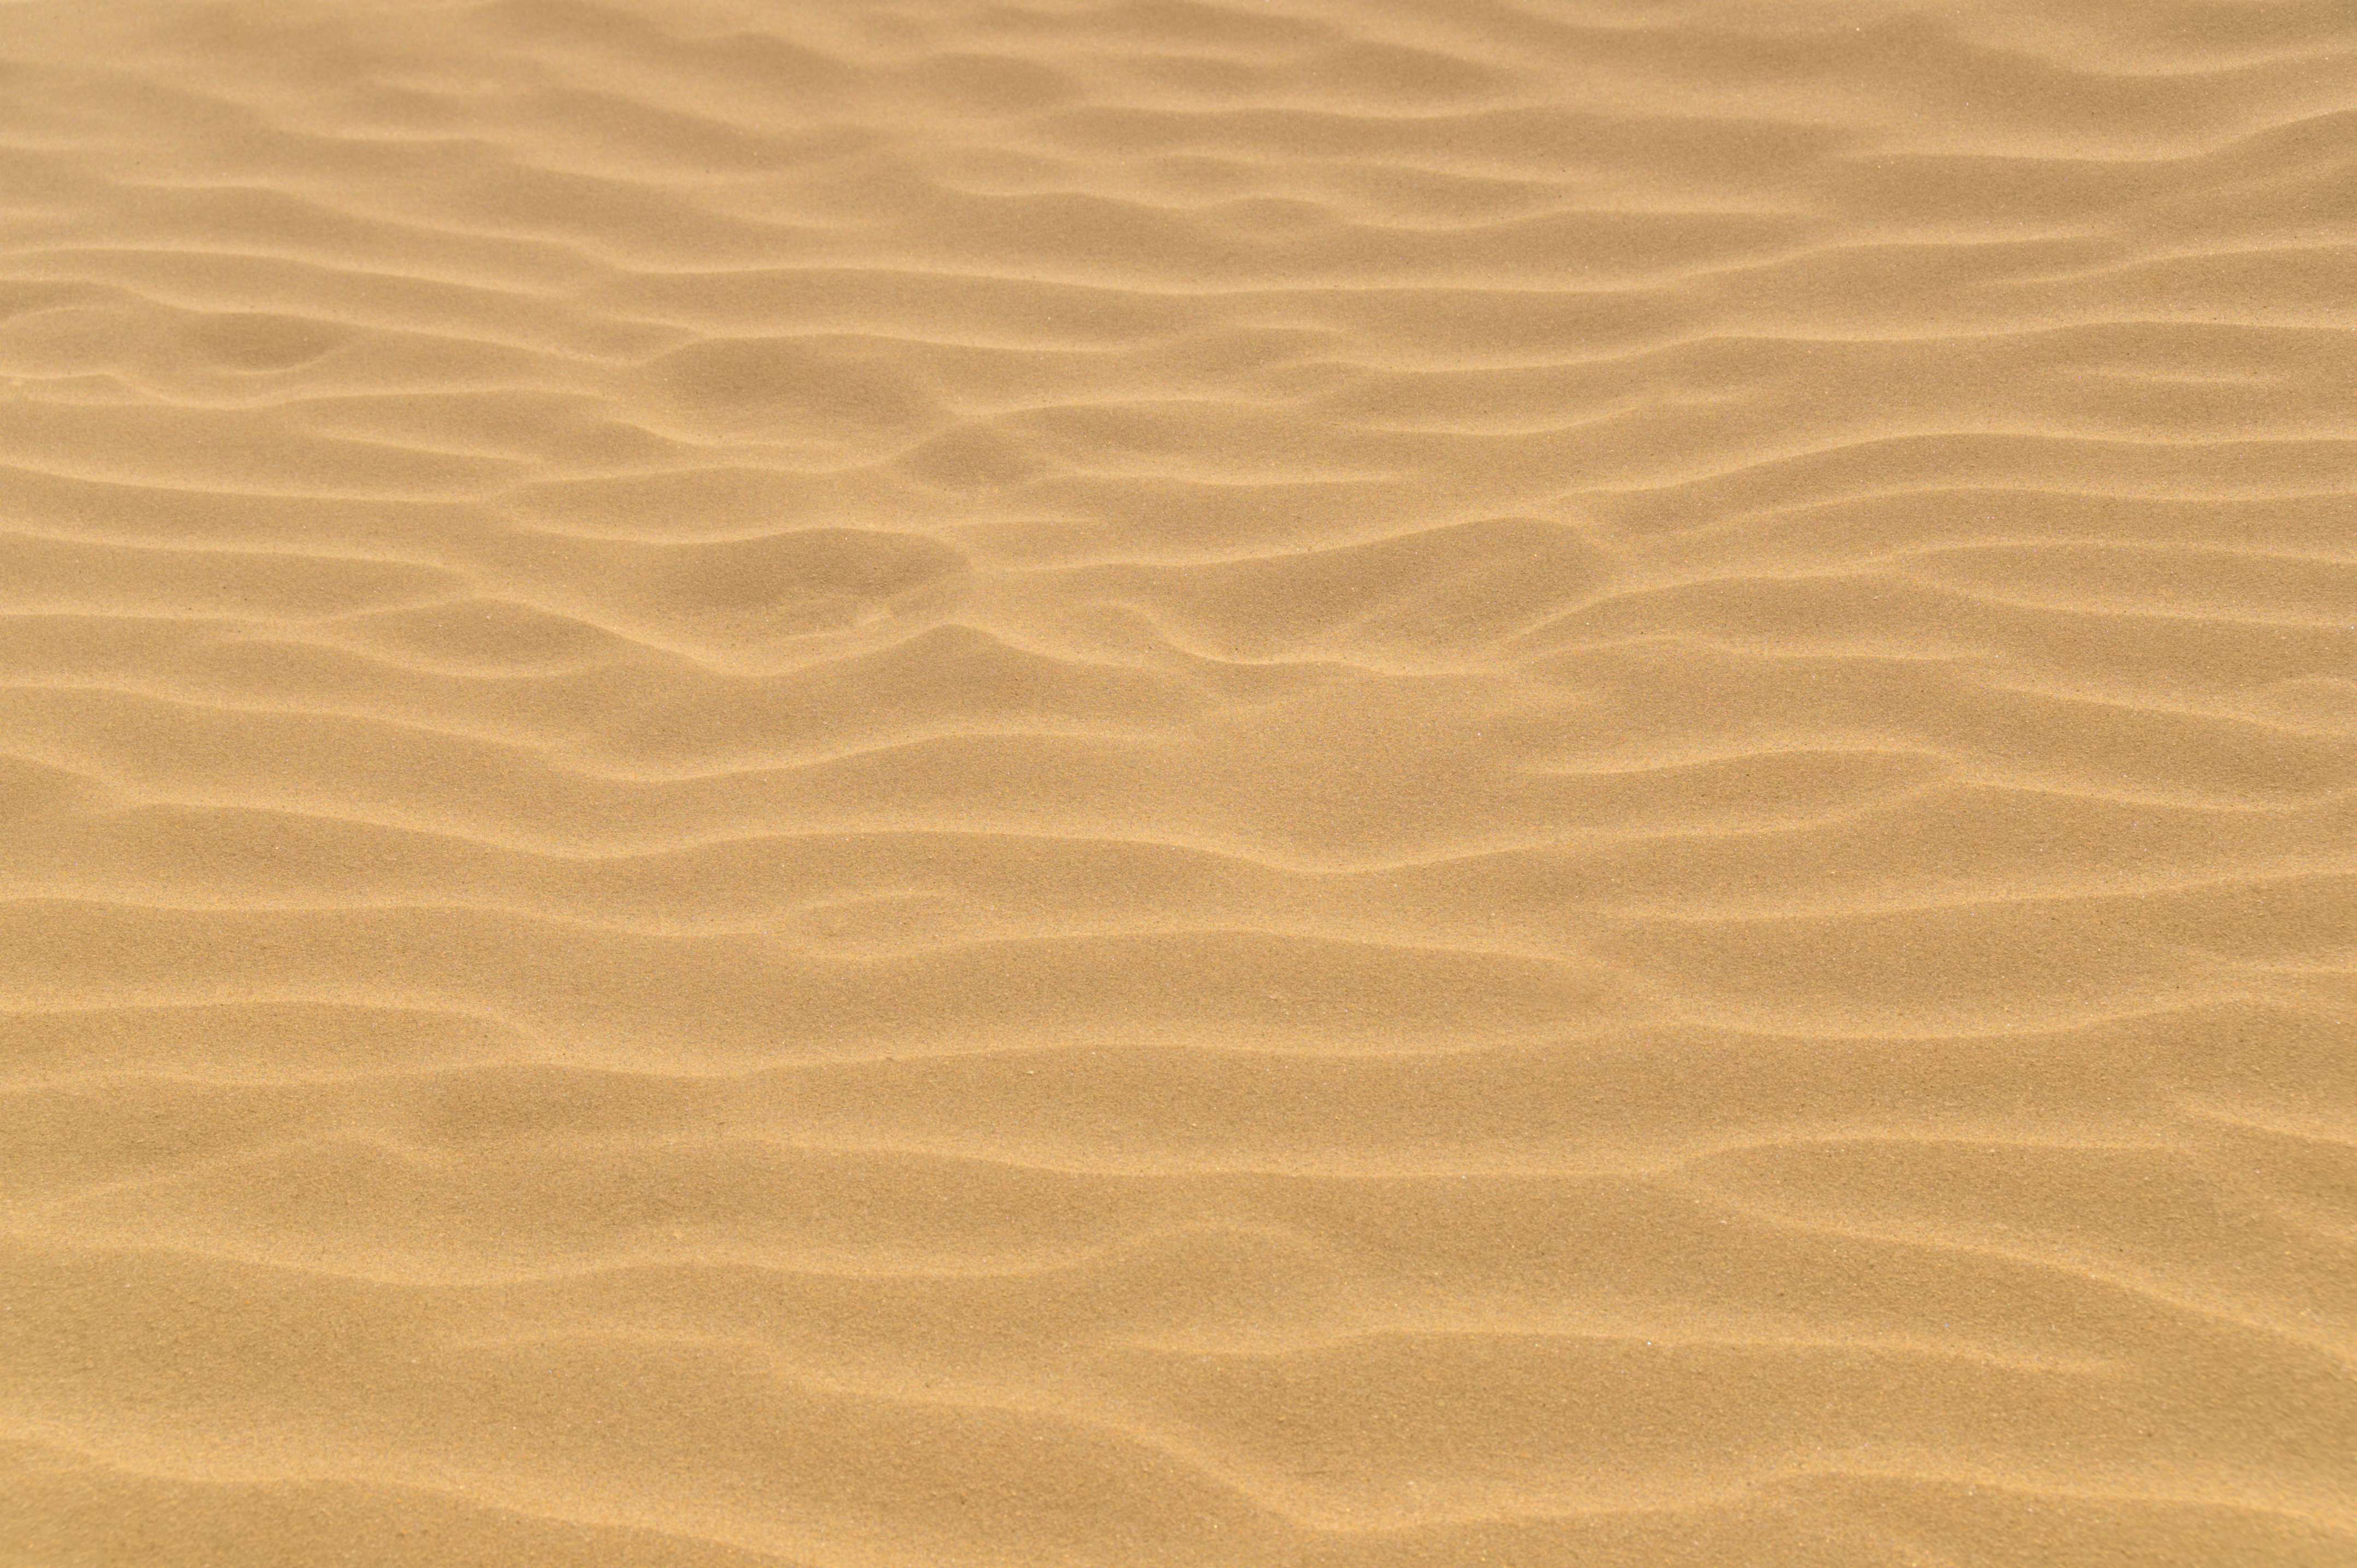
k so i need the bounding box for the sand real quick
[1,0,2353,1563]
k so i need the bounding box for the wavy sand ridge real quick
[3,1,2355,1564]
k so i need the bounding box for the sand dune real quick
[3,1,2354,1564]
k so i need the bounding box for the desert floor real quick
[2,2,2355,1565]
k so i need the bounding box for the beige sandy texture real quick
[2,0,2355,1564]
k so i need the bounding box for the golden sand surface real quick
[2,2,2354,1564]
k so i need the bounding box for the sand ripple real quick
[3,1,2354,1564]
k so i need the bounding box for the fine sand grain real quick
[3,2,2355,1565]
